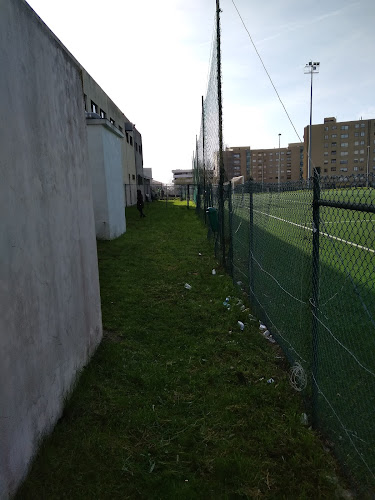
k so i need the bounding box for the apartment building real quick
[172,169,194,185]
[223,143,303,184]
[223,146,251,180]
[304,117,375,179]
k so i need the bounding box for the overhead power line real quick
[231,0,303,143]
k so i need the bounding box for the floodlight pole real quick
[304,61,320,181]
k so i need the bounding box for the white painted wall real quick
[86,119,126,239]
[0,1,102,498]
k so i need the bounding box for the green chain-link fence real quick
[196,173,375,492]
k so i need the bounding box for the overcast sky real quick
[26,0,375,183]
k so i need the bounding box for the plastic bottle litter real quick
[184,283,192,290]
[212,269,216,275]
[259,323,267,331]
[267,378,275,384]
[237,321,245,331]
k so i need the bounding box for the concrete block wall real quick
[0,1,102,497]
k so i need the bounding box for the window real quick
[341,142,348,147]
[324,126,329,131]
[91,101,98,114]
[331,134,337,138]
[126,132,129,143]
[354,166,358,171]
[233,160,240,164]
[331,167,337,171]
[130,136,133,146]
[118,125,123,133]
[340,160,348,164]
[360,158,364,162]
[233,153,240,158]
[332,125,337,130]
[355,124,359,129]
[331,159,336,163]
[324,143,328,148]
[354,150,358,154]
[331,150,336,155]
[324,152,328,156]
[341,125,349,130]
[360,140,365,145]
[340,151,348,156]
[84,94,87,111]
[354,159,359,163]
[331,142,337,146]
[132,174,135,180]
[360,149,365,154]
[324,135,329,139]
[354,141,359,146]
[324,160,328,164]
[100,109,106,119]
[355,132,359,137]
[360,131,365,137]
[324,168,328,173]
[341,134,348,138]
[361,123,365,128]
[340,167,348,172]
[110,118,115,125]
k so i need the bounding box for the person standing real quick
[137,190,146,218]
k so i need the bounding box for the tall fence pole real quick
[312,167,321,426]
[202,96,207,223]
[249,181,254,301]
[216,0,225,267]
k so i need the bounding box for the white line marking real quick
[253,209,375,254]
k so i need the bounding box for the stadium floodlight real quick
[304,61,320,180]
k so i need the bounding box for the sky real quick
[26,0,375,183]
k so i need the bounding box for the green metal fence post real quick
[249,180,254,301]
[312,167,321,426]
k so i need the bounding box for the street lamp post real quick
[278,133,281,189]
[366,144,370,188]
[304,61,320,181]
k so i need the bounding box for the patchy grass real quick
[16,201,346,499]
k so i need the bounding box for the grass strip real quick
[16,200,346,499]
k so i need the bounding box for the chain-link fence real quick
[196,173,375,492]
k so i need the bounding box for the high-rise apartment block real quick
[223,143,303,183]
[304,117,375,179]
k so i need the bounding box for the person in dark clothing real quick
[137,190,146,218]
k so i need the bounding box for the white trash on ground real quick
[184,283,192,290]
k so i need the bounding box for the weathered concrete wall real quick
[86,119,126,239]
[0,1,102,498]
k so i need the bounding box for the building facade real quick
[304,117,375,180]
[223,143,303,184]
[82,71,144,206]
[223,146,251,180]
[172,169,194,185]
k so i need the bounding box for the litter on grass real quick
[237,321,245,331]
[184,283,192,290]
[212,269,216,275]
[267,378,275,384]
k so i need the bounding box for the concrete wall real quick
[86,119,126,239]
[0,1,102,498]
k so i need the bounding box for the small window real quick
[84,94,87,111]
[341,134,348,138]
[332,125,337,130]
[360,140,365,145]
[324,152,328,156]
[110,118,115,125]
[91,101,98,114]
[132,174,135,180]
[354,166,358,171]
[324,135,329,139]
[340,160,348,164]
[340,167,348,172]
[331,167,337,171]
[341,125,349,130]
[340,151,348,156]
[360,131,365,137]
[341,142,348,147]
[331,142,337,146]
[360,149,365,154]
[355,124,359,129]
[324,143,328,148]
[354,141,359,146]
[361,123,365,128]
[130,136,133,146]
[126,132,129,143]
[324,126,329,131]
[100,109,106,119]
[118,125,123,133]
[331,159,336,163]
[331,150,336,155]
[355,132,359,137]
[331,134,337,138]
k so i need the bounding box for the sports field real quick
[227,184,375,490]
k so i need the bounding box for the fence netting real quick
[195,174,375,492]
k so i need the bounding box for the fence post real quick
[187,184,190,209]
[228,182,233,276]
[312,167,321,426]
[249,181,254,301]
